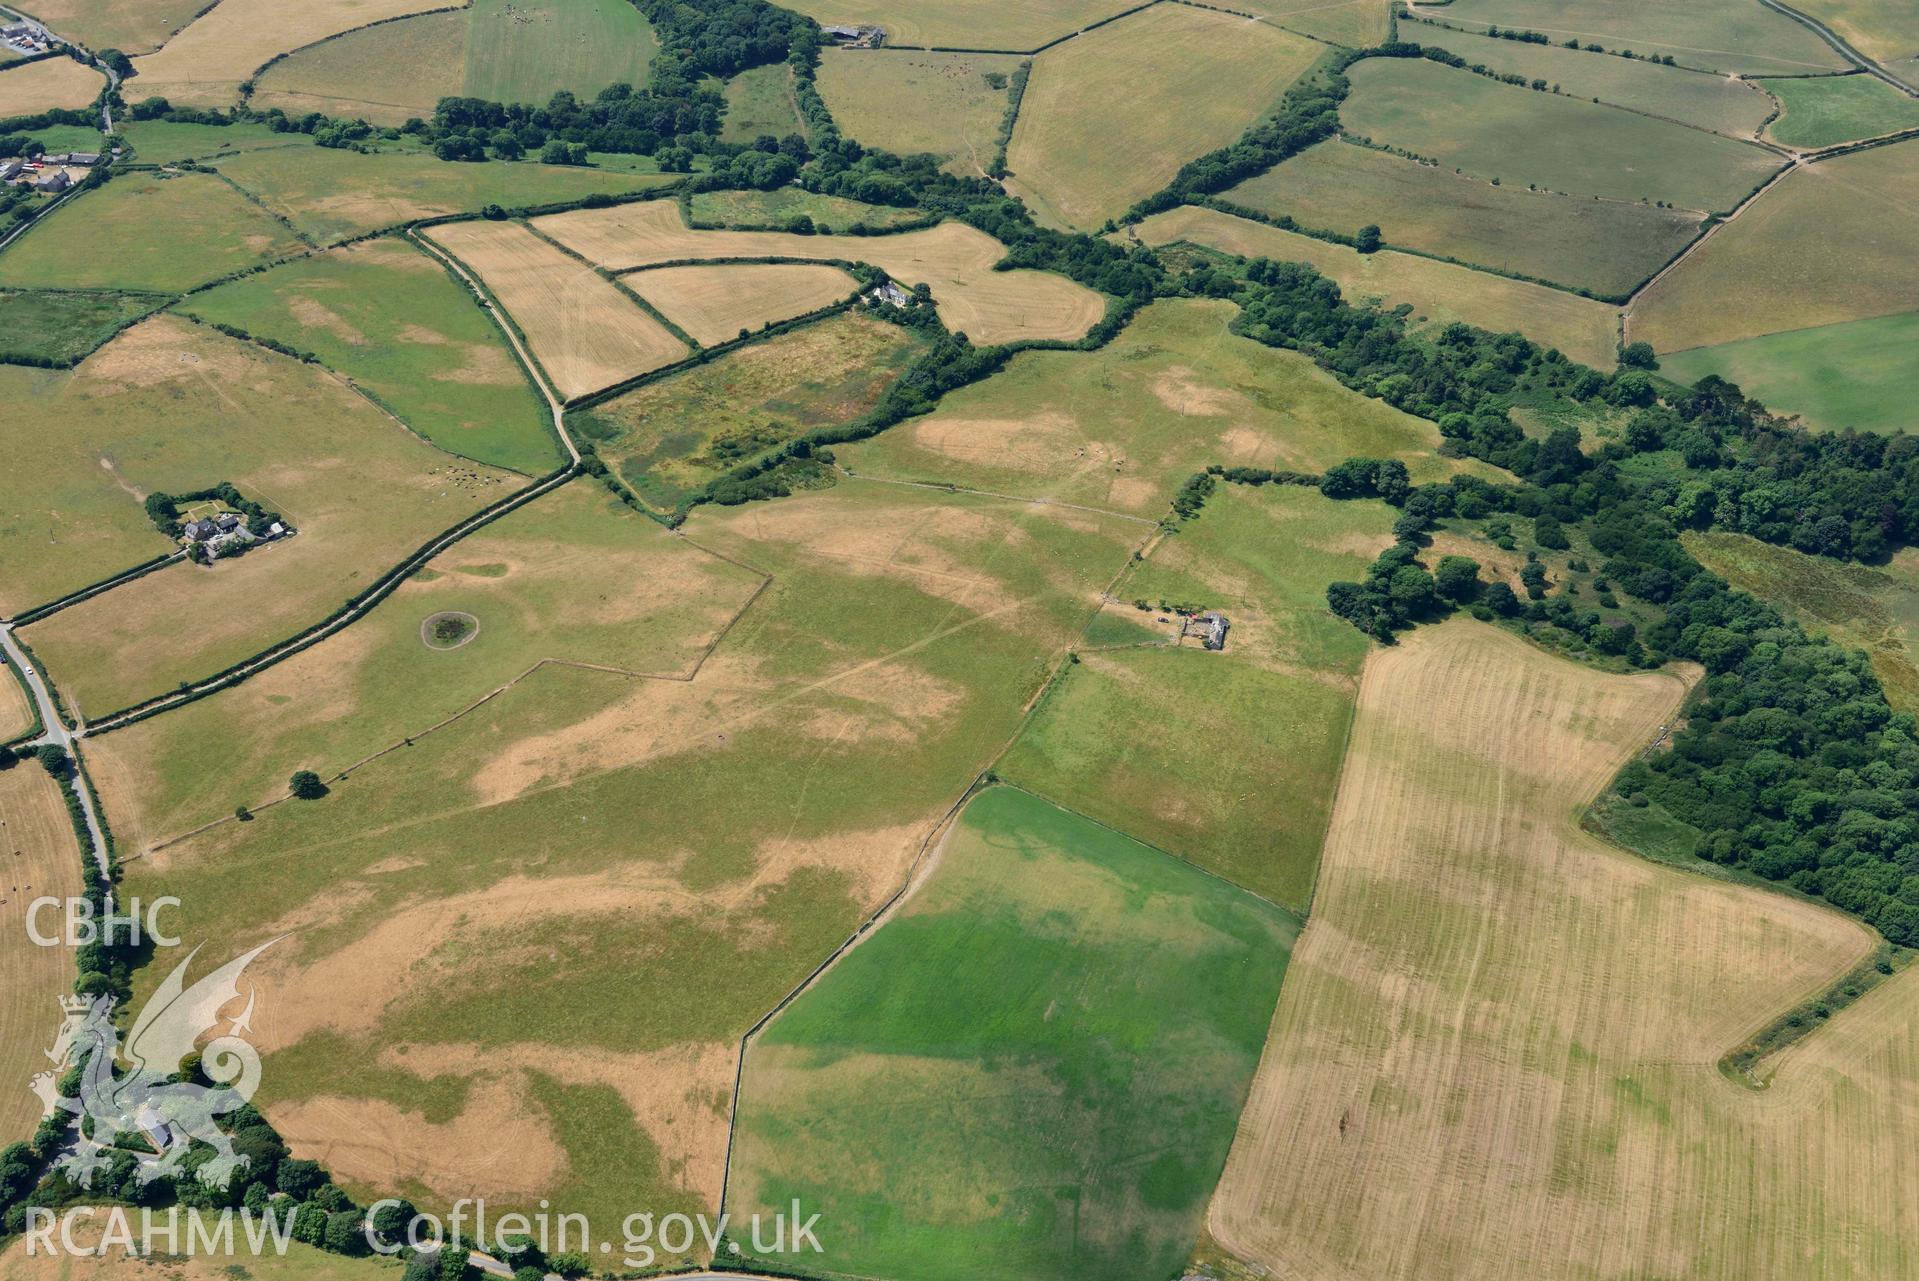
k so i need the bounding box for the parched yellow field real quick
[15,315,520,717]
[1210,622,1910,1281]
[0,56,104,114]
[818,48,1024,177]
[1,665,33,740]
[1128,206,1621,367]
[0,764,83,1146]
[109,479,1144,1240]
[625,262,857,346]
[1237,0,1389,46]
[1766,0,1919,68]
[423,220,689,399]
[533,200,1106,344]
[129,0,459,109]
[776,0,1138,50]
[1004,4,1323,229]
[1631,142,1919,350]
[12,0,200,54]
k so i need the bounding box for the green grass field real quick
[118,118,310,164]
[108,479,1144,1238]
[0,171,305,293]
[1341,57,1782,211]
[179,237,560,473]
[817,48,1024,177]
[0,287,165,364]
[10,315,519,710]
[721,63,805,143]
[1226,138,1702,298]
[1005,4,1323,228]
[1127,206,1622,367]
[1658,310,1919,434]
[687,187,924,230]
[1001,484,1385,909]
[840,298,1494,515]
[1762,73,1919,147]
[463,0,657,105]
[728,784,1298,1281]
[1630,140,1919,350]
[210,143,678,242]
[1411,23,1776,134]
[1429,0,1850,75]
[17,122,104,155]
[1685,530,1919,713]
[571,309,925,512]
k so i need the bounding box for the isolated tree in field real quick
[289,770,327,800]
[1355,223,1382,254]
[37,744,67,775]
[1434,555,1482,603]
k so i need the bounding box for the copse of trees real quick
[1226,245,1919,940]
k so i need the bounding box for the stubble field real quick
[0,55,104,115]
[0,764,82,1146]
[423,219,690,399]
[533,200,1107,345]
[1207,621,1917,1281]
[624,262,858,347]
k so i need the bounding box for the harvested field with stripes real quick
[624,262,857,346]
[0,765,83,1145]
[424,220,690,399]
[1209,621,1914,1281]
[533,201,1106,344]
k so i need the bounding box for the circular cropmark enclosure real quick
[420,610,480,651]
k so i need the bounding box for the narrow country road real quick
[1756,0,1919,95]
[0,622,111,888]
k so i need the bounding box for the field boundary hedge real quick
[9,549,185,627]
[83,464,579,734]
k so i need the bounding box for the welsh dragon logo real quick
[29,940,277,1190]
